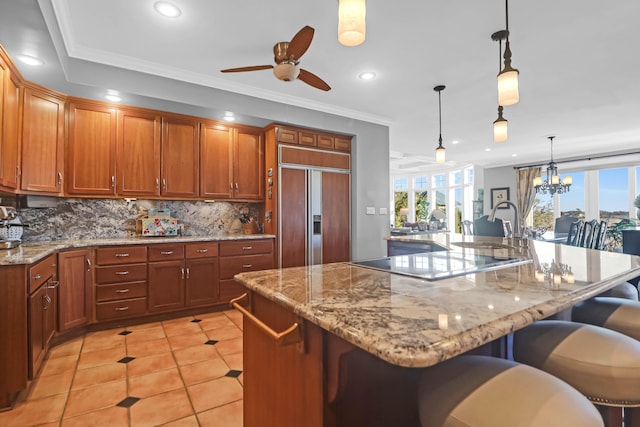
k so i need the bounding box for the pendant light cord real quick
[548,136,555,162]
[438,90,443,145]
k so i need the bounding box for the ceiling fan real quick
[221,26,331,91]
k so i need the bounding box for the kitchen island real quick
[234,234,640,426]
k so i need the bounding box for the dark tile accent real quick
[116,396,140,408]
[118,330,132,336]
[191,319,202,323]
[204,340,218,346]
[225,369,242,378]
[118,356,135,364]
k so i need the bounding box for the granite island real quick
[233,233,640,426]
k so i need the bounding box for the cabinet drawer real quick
[97,246,147,265]
[96,281,147,302]
[276,127,298,144]
[186,242,218,259]
[148,244,185,261]
[334,137,351,152]
[96,297,147,321]
[220,239,273,256]
[220,253,274,279]
[219,279,246,302]
[28,254,58,294]
[298,131,316,147]
[95,263,147,284]
[317,135,334,149]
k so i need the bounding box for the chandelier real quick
[533,136,572,195]
[535,260,575,287]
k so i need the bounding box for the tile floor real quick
[0,309,244,427]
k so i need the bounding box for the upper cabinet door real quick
[233,127,264,200]
[161,116,200,198]
[66,101,117,196]
[21,86,65,194]
[0,57,22,189]
[117,108,161,197]
[200,121,233,199]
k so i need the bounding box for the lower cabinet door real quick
[148,260,185,312]
[28,285,46,379]
[185,258,219,307]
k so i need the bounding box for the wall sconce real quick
[338,0,366,46]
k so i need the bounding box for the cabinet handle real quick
[115,306,129,311]
[111,176,116,188]
[235,183,239,191]
[181,268,185,279]
[33,274,42,280]
[195,249,209,253]
[163,179,167,191]
[48,281,60,289]
[229,182,233,190]
[242,246,253,250]
[58,172,63,185]
[230,293,301,346]
[242,264,253,269]
[115,289,130,293]
[86,258,91,272]
[115,271,129,275]
[43,294,52,309]
[16,165,21,179]
[51,263,57,268]
[186,267,190,279]
[115,253,130,257]
[156,178,160,189]
[161,251,174,255]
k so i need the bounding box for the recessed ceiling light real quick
[17,55,44,66]
[511,153,518,157]
[358,71,376,80]
[451,140,460,145]
[485,148,492,152]
[105,94,121,102]
[154,1,181,17]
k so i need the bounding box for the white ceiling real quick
[2,0,640,174]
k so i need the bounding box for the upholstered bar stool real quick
[572,297,640,340]
[417,355,603,427]
[513,320,640,427]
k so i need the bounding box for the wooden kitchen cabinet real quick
[57,249,91,332]
[200,121,264,200]
[66,100,117,196]
[0,53,22,190]
[161,115,199,198]
[185,242,219,307]
[27,253,58,379]
[21,85,64,194]
[219,239,274,302]
[117,108,161,197]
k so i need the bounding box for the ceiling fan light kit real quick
[498,0,519,106]
[434,85,446,164]
[338,0,366,46]
[220,26,331,91]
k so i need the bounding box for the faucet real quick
[488,200,520,237]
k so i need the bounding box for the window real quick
[532,192,553,229]
[599,168,628,224]
[559,172,585,220]
[393,178,409,227]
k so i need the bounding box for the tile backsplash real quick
[13,198,261,242]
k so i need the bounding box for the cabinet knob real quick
[33,274,42,280]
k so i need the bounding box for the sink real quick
[450,241,517,250]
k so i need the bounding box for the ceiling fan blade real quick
[221,65,274,73]
[287,26,314,60]
[298,69,331,91]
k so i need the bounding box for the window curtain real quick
[516,167,541,232]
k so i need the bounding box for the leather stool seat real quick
[513,320,640,406]
[417,355,603,427]
[596,282,639,301]
[572,297,640,341]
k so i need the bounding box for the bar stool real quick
[513,320,640,426]
[417,355,603,427]
[572,297,640,340]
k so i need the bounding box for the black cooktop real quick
[351,252,531,281]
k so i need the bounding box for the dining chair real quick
[566,220,584,246]
[591,220,608,250]
[555,215,580,236]
[579,219,598,248]
[461,220,474,235]
[473,215,505,237]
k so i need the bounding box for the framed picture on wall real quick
[491,187,510,209]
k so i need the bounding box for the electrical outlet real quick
[366,207,375,215]
[379,207,388,215]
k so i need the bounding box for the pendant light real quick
[533,136,572,195]
[498,0,519,106]
[434,85,446,164]
[492,30,509,142]
[338,0,366,46]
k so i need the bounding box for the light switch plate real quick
[366,207,375,215]
[379,207,388,215]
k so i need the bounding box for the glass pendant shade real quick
[497,68,519,106]
[493,106,508,142]
[562,175,573,185]
[435,144,446,163]
[533,176,542,187]
[338,0,366,46]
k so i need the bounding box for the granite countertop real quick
[235,234,640,368]
[0,234,276,265]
